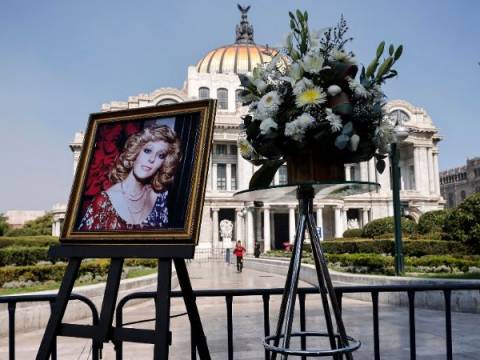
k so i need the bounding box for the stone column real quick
[433,151,440,195]
[212,163,218,191]
[345,165,351,181]
[235,208,243,242]
[334,206,342,238]
[427,147,435,194]
[362,208,369,227]
[288,205,296,244]
[263,206,271,252]
[360,162,369,182]
[226,163,232,191]
[316,206,324,240]
[212,208,219,249]
[368,158,377,185]
[342,208,348,234]
[236,151,244,190]
[246,207,255,254]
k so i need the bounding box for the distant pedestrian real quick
[254,243,261,258]
[233,241,246,272]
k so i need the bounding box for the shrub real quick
[0,236,59,249]
[4,213,53,237]
[0,214,10,236]
[326,253,394,273]
[418,210,449,234]
[362,217,417,238]
[442,193,480,253]
[342,229,363,238]
[0,247,49,266]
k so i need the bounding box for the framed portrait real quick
[61,99,217,245]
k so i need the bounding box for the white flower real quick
[293,78,314,95]
[374,121,395,154]
[284,113,316,142]
[288,63,304,82]
[238,138,256,160]
[325,108,343,132]
[295,86,327,108]
[350,134,360,151]
[301,53,326,74]
[348,77,370,98]
[257,91,282,118]
[330,49,357,65]
[259,118,278,135]
[327,85,342,97]
[254,79,268,93]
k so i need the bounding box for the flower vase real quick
[286,152,345,183]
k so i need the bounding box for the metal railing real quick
[116,283,480,360]
[0,293,99,360]
[2,283,480,359]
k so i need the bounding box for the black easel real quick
[36,245,211,360]
[264,185,360,359]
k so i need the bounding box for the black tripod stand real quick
[264,185,360,359]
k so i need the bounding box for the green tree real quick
[5,213,53,236]
[443,193,480,253]
[0,214,11,236]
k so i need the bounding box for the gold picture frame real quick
[61,99,217,245]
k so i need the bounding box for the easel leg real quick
[96,258,124,343]
[154,259,172,360]
[174,259,211,360]
[36,258,82,360]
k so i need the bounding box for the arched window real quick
[198,87,210,100]
[156,98,178,105]
[389,109,410,125]
[217,88,228,110]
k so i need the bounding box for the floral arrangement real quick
[238,10,403,188]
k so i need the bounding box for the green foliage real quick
[5,213,53,236]
[362,216,417,238]
[0,236,59,249]
[0,260,112,287]
[442,193,480,253]
[342,228,363,238]
[0,247,49,266]
[0,214,11,236]
[310,239,466,256]
[326,253,394,273]
[418,210,449,234]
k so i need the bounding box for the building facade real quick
[52,9,445,252]
[439,157,480,208]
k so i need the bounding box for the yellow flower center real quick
[300,88,321,104]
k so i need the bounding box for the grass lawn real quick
[0,267,157,296]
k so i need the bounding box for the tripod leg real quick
[307,213,353,360]
[36,258,82,360]
[154,259,172,360]
[271,213,307,360]
[174,259,211,360]
[305,215,339,356]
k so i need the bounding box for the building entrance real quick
[273,213,289,250]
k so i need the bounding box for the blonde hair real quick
[110,125,182,191]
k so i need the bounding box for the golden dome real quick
[196,5,283,75]
[196,44,279,75]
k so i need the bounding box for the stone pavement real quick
[1,260,480,359]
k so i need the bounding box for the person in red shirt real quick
[233,241,246,272]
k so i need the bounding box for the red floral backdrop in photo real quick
[80,122,141,213]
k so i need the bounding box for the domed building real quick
[55,6,445,253]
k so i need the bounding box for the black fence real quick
[2,283,479,359]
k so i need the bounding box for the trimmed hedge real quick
[362,217,417,238]
[342,229,363,238]
[0,259,159,287]
[0,247,49,266]
[418,210,449,234]
[0,236,59,249]
[304,239,466,256]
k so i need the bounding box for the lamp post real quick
[391,125,409,275]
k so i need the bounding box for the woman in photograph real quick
[78,125,182,230]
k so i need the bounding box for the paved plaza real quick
[1,260,480,359]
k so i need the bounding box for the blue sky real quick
[0,0,479,212]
